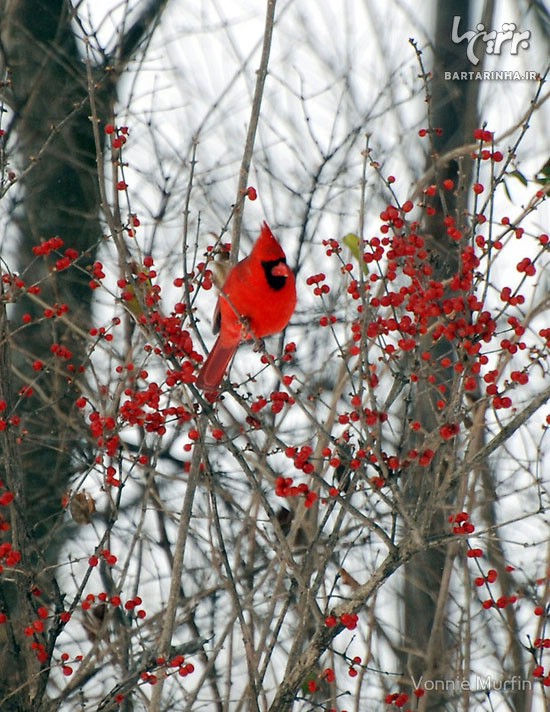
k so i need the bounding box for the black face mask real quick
[262,258,288,291]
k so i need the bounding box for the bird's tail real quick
[195,337,238,396]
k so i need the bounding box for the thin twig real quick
[231,0,277,260]
[148,443,201,712]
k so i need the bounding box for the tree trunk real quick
[0,1,166,706]
[1,0,108,550]
[402,2,489,709]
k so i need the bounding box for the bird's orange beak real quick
[271,262,289,277]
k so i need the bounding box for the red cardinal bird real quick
[196,222,296,395]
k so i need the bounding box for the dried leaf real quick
[69,491,96,525]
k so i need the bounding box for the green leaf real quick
[343,233,368,273]
[535,157,550,186]
[507,169,528,187]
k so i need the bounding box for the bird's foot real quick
[239,316,252,339]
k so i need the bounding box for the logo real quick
[451,16,531,66]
